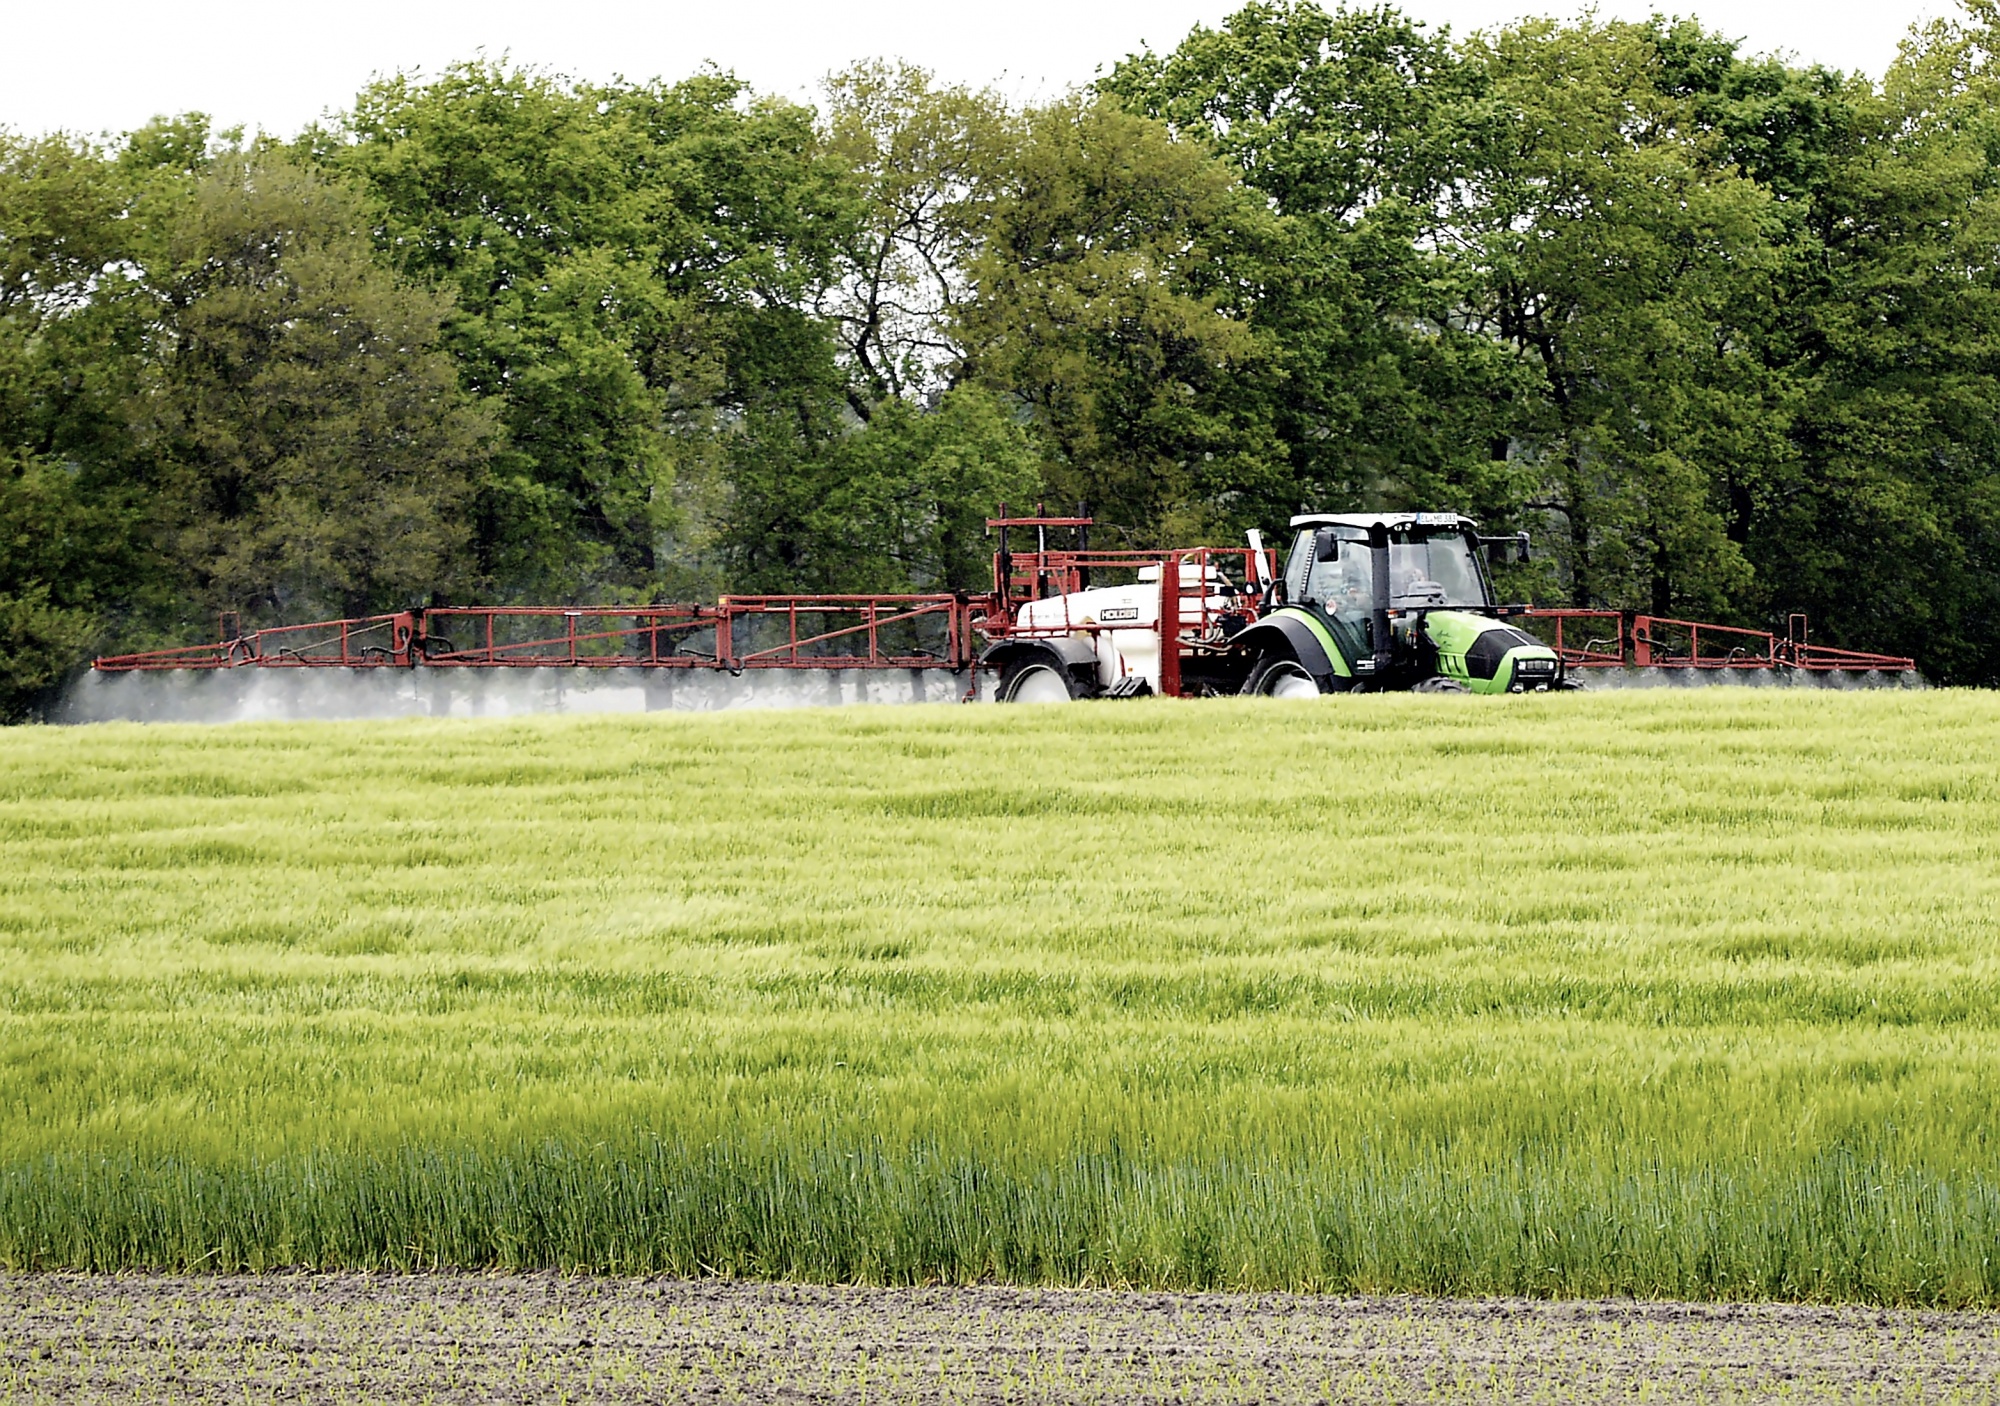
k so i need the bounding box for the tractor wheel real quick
[1243,656,1326,699]
[998,660,1081,703]
[1411,675,1472,693]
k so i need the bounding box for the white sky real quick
[0,0,1956,141]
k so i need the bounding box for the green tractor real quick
[1228,512,1564,696]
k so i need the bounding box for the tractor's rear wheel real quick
[1244,656,1325,699]
[999,660,1081,703]
[1412,675,1472,693]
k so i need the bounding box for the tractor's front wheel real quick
[1243,656,1326,699]
[1411,675,1472,693]
[998,660,1082,703]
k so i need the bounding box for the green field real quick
[4,690,1999,1303]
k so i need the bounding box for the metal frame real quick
[95,599,982,673]
[1519,609,1915,673]
[95,613,419,670]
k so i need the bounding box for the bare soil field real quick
[3,1275,1999,1404]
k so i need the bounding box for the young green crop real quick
[2,690,1998,1300]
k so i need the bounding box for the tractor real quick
[981,511,1565,701]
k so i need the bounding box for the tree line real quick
[5,1,1999,715]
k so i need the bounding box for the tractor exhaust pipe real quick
[1368,521,1393,686]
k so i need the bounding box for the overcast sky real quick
[0,0,1958,141]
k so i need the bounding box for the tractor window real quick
[1286,528,1370,609]
[1388,530,1488,608]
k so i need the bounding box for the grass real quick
[2,689,1998,1301]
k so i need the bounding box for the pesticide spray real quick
[51,665,985,726]
[49,656,1919,725]
[1566,667,1925,691]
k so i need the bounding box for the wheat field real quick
[3,690,1997,1302]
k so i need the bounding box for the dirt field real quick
[3,1276,1998,1403]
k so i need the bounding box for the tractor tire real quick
[998,659,1082,703]
[1243,656,1326,699]
[1411,675,1472,693]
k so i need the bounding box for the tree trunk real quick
[1563,447,1593,608]
[1650,531,1673,617]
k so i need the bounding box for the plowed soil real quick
[4,1276,1998,1403]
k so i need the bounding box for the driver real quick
[1330,560,1371,616]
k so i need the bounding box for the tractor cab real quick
[1258,512,1561,693]
[1284,513,1496,615]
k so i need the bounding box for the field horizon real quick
[4,691,1998,1303]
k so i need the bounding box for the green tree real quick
[1638,23,1863,607]
[0,130,159,715]
[818,62,1014,412]
[716,67,1043,594]
[312,63,853,600]
[1735,8,2000,679]
[0,453,138,719]
[0,132,148,478]
[1442,17,1779,615]
[1103,2,1531,524]
[134,152,494,624]
[719,383,1039,592]
[956,94,1285,541]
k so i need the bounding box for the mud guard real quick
[978,637,1100,692]
[1229,616,1348,691]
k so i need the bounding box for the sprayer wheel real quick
[1244,657,1326,699]
[998,661,1081,703]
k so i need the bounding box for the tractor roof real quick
[1288,511,1477,531]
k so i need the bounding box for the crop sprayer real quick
[93,508,1919,697]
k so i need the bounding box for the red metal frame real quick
[94,599,981,673]
[1519,609,1914,673]
[92,514,1916,688]
[94,613,420,670]
[984,547,1266,630]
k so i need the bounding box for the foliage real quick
[5,692,2000,1302]
[312,63,854,600]
[719,383,1040,592]
[957,95,1285,540]
[0,454,127,720]
[1102,2,1525,522]
[0,123,495,703]
[1743,9,2000,675]
[0,131,148,477]
[1445,17,1779,616]
[1106,3,2000,670]
[134,153,494,624]
[818,62,1011,410]
[0,133,149,716]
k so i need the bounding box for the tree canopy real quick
[4,2,2000,716]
